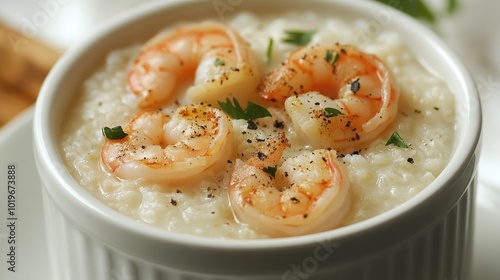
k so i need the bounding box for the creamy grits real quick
[61,12,455,239]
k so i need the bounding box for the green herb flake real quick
[102,126,128,140]
[374,0,436,23]
[245,101,272,120]
[324,50,339,65]
[217,98,272,121]
[282,30,316,46]
[265,38,274,64]
[263,165,278,178]
[214,58,226,66]
[447,0,458,14]
[218,97,246,119]
[385,131,409,148]
[324,107,342,117]
[324,50,333,62]
[331,52,339,65]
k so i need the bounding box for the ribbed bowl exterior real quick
[41,178,476,280]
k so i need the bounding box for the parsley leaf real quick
[374,0,435,22]
[263,165,277,178]
[385,131,409,148]
[375,0,459,21]
[282,30,316,46]
[447,0,458,14]
[102,126,128,140]
[218,97,246,119]
[218,98,272,120]
[324,107,342,117]
[245,101,272,120]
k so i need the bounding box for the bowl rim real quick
[33,0,481,251]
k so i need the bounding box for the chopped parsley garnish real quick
[447,0,458,14]
[218,97,272,121]
[266,38,274,64]
[102,126,128,140]
[324,50,339,65]
[324,107,342,117]
[214,58,226,66]
[385,131,409,148]
[374,0,436,23]
[282,30,316,46]
[263,165,277,178]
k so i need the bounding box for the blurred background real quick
[0,0,498,278]
[0,0,147,127]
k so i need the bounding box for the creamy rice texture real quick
[61,12,455,238]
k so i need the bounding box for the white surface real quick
[0,108,50,280]
[0,0,156,49]
[0,108,498,279]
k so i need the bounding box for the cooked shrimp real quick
[228,149,350,237]
[259,44,398,151]
[230,117,290,168]
[128,21,261,108]
[101,104,233,184]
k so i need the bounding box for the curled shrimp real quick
[228,149,350,237]
[259,44,398,151]
[101,103,233,184]
[128,21,261,108]
[231,117,290,168]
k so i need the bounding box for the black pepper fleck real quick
[274,120,285,129]
[170,199,178,206]
[351,78,360,94]
[247,120,258,130]
[257,152,266,161]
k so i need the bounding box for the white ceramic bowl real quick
[33,0,481,279]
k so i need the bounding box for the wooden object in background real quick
[0,21,61,127]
